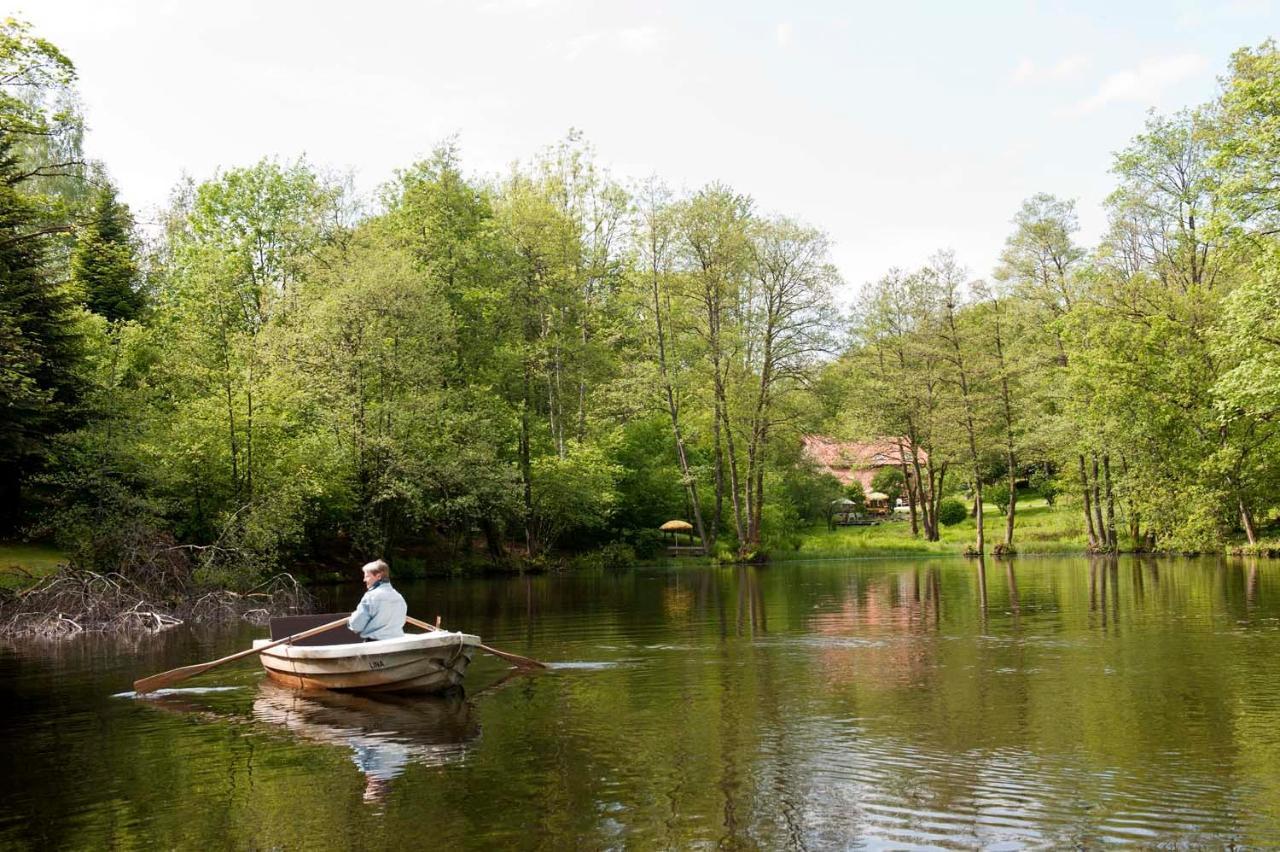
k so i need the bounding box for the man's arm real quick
[349,594,373,636]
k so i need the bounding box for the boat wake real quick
[113,686,245,699]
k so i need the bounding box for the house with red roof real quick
[802,435,927,495]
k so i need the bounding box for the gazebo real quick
[830,497,858,527]
[659,520,705,556]
[867,491,891,517]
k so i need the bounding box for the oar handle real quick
[405,615,547,669]
[133,615,352,694]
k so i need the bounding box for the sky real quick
[15,0,1280,303]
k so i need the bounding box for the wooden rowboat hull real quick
[252,631,480,695]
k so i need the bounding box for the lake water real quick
[3,556,1280,849]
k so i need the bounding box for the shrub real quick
[625,528,666,560]
[938,498,968,526]
[987,483,1011,514]
[1029,468,1057,506]
[760,500,803,554]
[843,487,867,513]
[570,542,637,572]
[870,467,905,503]
[780,461,845,524]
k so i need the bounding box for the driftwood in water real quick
[0,568,312,639]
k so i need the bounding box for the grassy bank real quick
[779,498,1091,561]
[0,543,69,590]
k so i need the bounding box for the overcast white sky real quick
[15,0,1280,302]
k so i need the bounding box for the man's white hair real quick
[362,559,390,578]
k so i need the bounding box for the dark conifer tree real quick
[0,131,84,529]
[72,183,143,322]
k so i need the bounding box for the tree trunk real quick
[896,438,919,537]
[1102,454,1117,551]
[719,401,747,547]
[1005,467,1017,549]
[480,517,506,562]
[520,368,535,555]
[245,376,254,500]
[712,410,723,549]
[973,478,985,555]
[942,294,981,554]
[1079,454,1098,550]
[650,259,709,552]
[908,436,934,540]
[995,347,1017,548]
[932,462,948,541]
[1091,455,1107,551]
[751,438,766,548]
[1239,495,1258,546]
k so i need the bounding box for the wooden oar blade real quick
[131,616,351,695]
[405,614,547,669]
[480,644,547,669]
[133,661,217,695]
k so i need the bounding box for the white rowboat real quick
[253,630,481,694]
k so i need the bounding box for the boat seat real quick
[270,613,363,646]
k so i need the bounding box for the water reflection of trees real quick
[10,558,1280,849]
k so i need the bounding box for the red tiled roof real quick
[802,435,927,482]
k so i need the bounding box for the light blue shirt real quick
[348,579,407,640]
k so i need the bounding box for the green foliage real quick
[843,486,867,514]
[937,498,968,527]
[1215,246,1280,420]
[0,17,87,210]
[987,483,1011,514]
[870,467,905,503]
[8,20,1280,579]
[569,542,637,571]
[529,443,621,553]
[1029,468,1057,506]
[609,416,687,534]
[0,131,86,530]
[72,184,144,322]
[759,499,803,553]
[778,460,845,524]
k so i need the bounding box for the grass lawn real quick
[0,543,69,590]
[782,498,1093,560]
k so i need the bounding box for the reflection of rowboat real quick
[252,617,481,694]
[251,682,480,782]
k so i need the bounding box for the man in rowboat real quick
[348,559,408,641]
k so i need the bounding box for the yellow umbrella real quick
[659,519,695,549]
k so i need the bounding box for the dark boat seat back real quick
[269,613,362,645]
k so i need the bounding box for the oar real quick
[405,615,547,670]
[132,616,351,694]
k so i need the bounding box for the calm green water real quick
[3,556,1280,849]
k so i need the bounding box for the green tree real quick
[1214,40,1280,234]
[72,183,143,321]
[528,442,620,554]
[0,131,84,529]
[871,467,905,503]
[148,158,346,553]
[0,17,87,208]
